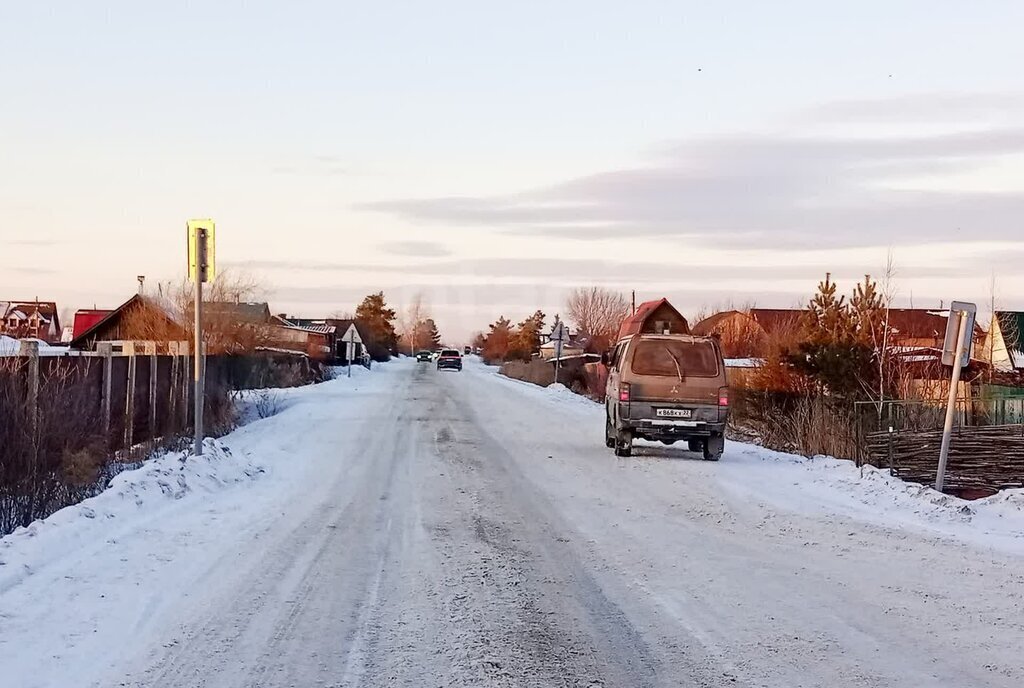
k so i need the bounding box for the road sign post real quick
[187,219,216,457]
[935,301,976,492]
[348,327,355,378]
[551,320,566,386]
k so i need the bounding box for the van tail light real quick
[619,383,631,402]
[718,387,729,407]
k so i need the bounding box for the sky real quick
[3,1,1024,342]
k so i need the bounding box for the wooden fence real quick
[859,399,1024,497]
[865,425,1024,495]
[0,341,324,534]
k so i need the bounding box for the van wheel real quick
[702,435,724,462]
[614,431,633,457]
[686,439,701,453]
[605,417,616,448]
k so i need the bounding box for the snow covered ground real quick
[492,370,1024,557]
[1,357,1022,687]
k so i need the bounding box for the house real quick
[617,298,689,340]
[326,319,370,363]
[693,307,983,355]
[0,300,62,344]
[983,311,1024,373]
[691,309,802,357]
[266,321,333,361]
[69,295,185,351]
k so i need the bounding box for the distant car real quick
[464,346,472,355]
[416,350,432,362]
[437,349,463,371]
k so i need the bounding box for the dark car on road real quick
[416,350,433,362]
[437,349,463,371]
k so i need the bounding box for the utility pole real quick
[632,290,636,315]
[187,220,216,457]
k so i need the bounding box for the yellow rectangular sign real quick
[187,219,216,282]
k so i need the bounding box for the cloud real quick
[224,248,1024,285]
[271,154,357,177]
[2,239,60,247]
[379,241,451,257]
[799,92,1024,124]
[355,97,1024,250]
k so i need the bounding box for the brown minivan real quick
[604,333,729,459]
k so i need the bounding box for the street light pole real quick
[193,227,206,457]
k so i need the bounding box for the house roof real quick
[2,301,59,324]
[691,310,746,336]
[884,309,985,341]
[68,294,183,348]
[995,311,1024,369]
[326,318,370,341]
[748,308,803,334]
[617,299,689,339]
[207,301,272,324]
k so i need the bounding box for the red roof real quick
[72,309,113,340]
[617,298,690,339]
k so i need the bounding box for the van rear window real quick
[631,340,719,377]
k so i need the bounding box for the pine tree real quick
[508,310,546,361]
[791,274,867,397]
[849,274,885,347]
[355,292,399,361]
[482,316,512,363]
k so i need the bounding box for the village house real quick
[68,294,185,351]
[692,307,985,358]
[0,300,62,344]
[983,311,1024,374]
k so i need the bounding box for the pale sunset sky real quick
[2,2,1024,340]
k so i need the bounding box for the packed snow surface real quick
[1,358,1021,688]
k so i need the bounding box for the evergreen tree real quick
[482,316,512,363]
[355,292,399,361]
[791,274,868,397]
[508,310,546,362]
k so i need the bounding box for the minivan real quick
[604,334,728,460]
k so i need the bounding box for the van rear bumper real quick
[614,401,726,441]
[626,419,726,441]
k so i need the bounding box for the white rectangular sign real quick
[941,301,976,367]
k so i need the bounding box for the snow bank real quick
[0,439,262,595]
[0,336,71,357]
[719,443,1024,555]
[478,359,1024,554]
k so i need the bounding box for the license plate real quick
[656,408,692,418]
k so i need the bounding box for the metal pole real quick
[935,310,968,492]
[193,229,206,456]
[348,328,354,378]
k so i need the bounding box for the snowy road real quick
[3,359,1023,687]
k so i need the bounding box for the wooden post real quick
[181,342,191,432]
[168,342,179,435]
[145,342,158,446]
[98,342,114,441]
[19,340,40,438]
[123,342,137,453]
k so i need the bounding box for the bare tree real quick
[398,292,428,355]
[565,287,631,352]
[116,269,273,353]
